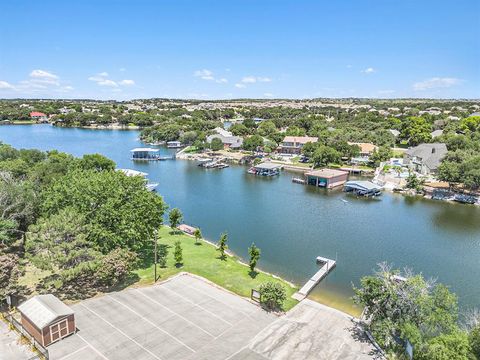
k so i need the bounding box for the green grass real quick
[135,227,299,311]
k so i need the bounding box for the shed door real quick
[50,319,68,343]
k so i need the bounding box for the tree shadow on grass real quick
[175,263,184,268]
[248,270,259,279]
[216,254,227,261]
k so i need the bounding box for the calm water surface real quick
[1,125,480,315]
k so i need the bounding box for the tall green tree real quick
[193,228,202,245]
[169,208,183,230]
[41,169,166,252]
[248,243,261,273]
[217,232,228,260]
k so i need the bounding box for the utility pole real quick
[154,229,158,282]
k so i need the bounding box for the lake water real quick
[1,125,480,315]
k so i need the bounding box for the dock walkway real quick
[293,256,336,301]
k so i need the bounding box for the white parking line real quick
[56,345,89,360]
[78,303,164,360]
[76,333,109,360]
[161,285,233,326]
[186,282,255,320]
[135,289,217,339]
[107,295,196,353]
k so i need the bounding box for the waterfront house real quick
[206,133,243,150]
[404,143,448,175]
[30,111,48,122]
[305,169,349,189]
[18,294,75,347]
[278,136,318,155]
[130,147,160,160]
[347,142,378,158]
[249,162,282,176]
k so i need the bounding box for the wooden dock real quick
[293,256,336,301]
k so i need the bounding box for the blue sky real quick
[0,0,479,100]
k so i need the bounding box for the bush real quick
[259,282,287,311]
[96,248,138,287]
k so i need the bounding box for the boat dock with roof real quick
[344,180,382,197]
[130,148,174,161]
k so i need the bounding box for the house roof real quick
[405,143,448,170]
[389,129,400,137]
[206,134,243,147]
[305,168,348,178]
[30,111,47,117]
[348,142,378,154]
[430,129,444,138]
[18,294,73,329]
[282,136,318,144]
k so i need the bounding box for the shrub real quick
[259,282,287,311]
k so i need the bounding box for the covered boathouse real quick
[305,169,349,189]
[344,180,383,197]
[18,294,75,347]
[249,162,282,176]
[130,147,160,160]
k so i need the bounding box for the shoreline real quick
[176,226,362,317]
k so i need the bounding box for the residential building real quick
[18,294,75,347]
[348,142,378,157]
[279,136,318,155]
[404,143,448,175]
[206,134,243,149]
[29,111,48,122]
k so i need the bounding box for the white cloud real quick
[413,77,462,91]
[194,69,214,80]
[30,69,58,80]
[194,69,229,84]
[89,72,129,87]
[264,93,274,98]
[97,79,118,87]
[257,77,272,83]
[240,76,272,84]
[361,67,375,74]
[241,76,257,84]
[0,81,14,90]
[235,83,246,88]
[119,79,135,86]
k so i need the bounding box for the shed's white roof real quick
[130,148,160,152]
[18,294,73,329]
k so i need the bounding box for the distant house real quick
[404,143,448,175]
[348,142,378,158]
[30,111,48,122]
[206,133,243,149]
[18,294,75,347]
[305,169,349,189]
[430,129,444,138]
[279,136,318,155]
[389,129,400,138]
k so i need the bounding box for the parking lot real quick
[49,274,276,360]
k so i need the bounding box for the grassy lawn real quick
[135,227,299,311]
